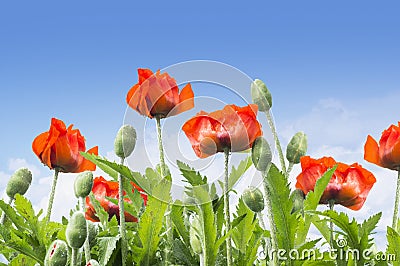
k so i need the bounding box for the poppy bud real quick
[190,215,203,255]
[242,187,265,213]
[44,240,68,266]
[6,168,32,199]
[74,171,94,198]
[66,211,87,249]
[114,125,137,159]
[291,189,305,214]
[87,220,98,244]
[86,259,100,266]
[286,132,308,164]
[252,137,272,172]
[251,79,272,112]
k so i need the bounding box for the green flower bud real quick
[286,132,307,164]
[291,189,305,214]
[251,79,272,112]
[252,137,272,172]
[74,171,93,198]
[87,220,98,244]
[44,240,68,266]
[86,259,100,266]
[66,211,87,249]
[6,168,32,199]
[114,125,137,159]
[190,215,203,255]
[242,187,265,213]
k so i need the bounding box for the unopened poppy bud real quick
[66,211,87,249]
[86,259,100,266]
[242,187,265,213]
[286,132,307,164]
[251,79,272,112]
[114,125,137,159]
[190,215,203,255]
[291,189,305,214]
[252,137,272,172]
[44,240,68,266]
[74,171,93,198]
[87,220,98,244]
[6,168,32,199]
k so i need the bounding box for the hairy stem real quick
[46,168,59,222]
[329,200,335,249]
[118,158,127,266]
[71,247,78,266]
[265,111,287,175]
[392,170,400,230]
[80,198,92,263]
[262,172,278,265]
[224,148,233,266]
[156,115,172,265]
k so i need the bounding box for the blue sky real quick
[0,0,400,248]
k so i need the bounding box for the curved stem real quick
[392,170,400,230]
[262,171,278,265]
[79,197,91,263]
[71,247,78,266]
[118,158,127,266]
[329,200,335,249]
[46,168,59,222]
[265,112,287,175]
[224,148,233,266]
[155,115,172,265]
[0,197,14,224]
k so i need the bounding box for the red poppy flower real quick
[85,176,148,222]
[295,156,376,210]
[126,68,194,119]
[364,122,400,171]
[182,104,262,158]
[32,118,98,173]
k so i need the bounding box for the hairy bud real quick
[243,187,265,213]
[66,211,87,249]
[252,137,272,172]
[251,79,272,112]
[6,168,32,199]
[286,132,307,164]
[114,125,137,159]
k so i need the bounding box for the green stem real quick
[224,148,233,266]
[0,197,13,224]
[199,253,205,266]
[46,168,59,222]
[329,200,335,249]
[286,162,294,177]
[392,170,400,230]
[262,172,278,266]
[118,158,127,266]
[71,247,78,266]
[80,198,91,263]
[156,115,172,265]
[265,111,287,175]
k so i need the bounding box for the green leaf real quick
[387,226,400,266]
[227,157,252,192]
[265,164,298,255]
[172,238,199,265]
[97,236,120,266]
[232,198,257,254]
[80,152,119,180]
[177,160,208,186]
[135,179,171,265]
[0,200,26,231]
[170,202,190,246]
[88,193,109,228]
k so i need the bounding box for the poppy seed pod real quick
[251,79,272,112]
[290,189,305,214]
[86,259,100,266]
[74,171,94,198]
[66,211,87,249]
[44,240,68,266]
[252,137,272,172]
[114,125,137,159]
[286,132,308,164]
[6,168,32,199]
[189,215,203,255]
[242,187,265,213]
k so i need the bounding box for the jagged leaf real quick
[97,236,120,266]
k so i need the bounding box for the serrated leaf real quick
[97,236,120,266]
[88,193,109,228]
[80,152,119,180]
[265,164,298,257]
[170,202,190,246]
[387,227,400,266]
[0,200,26,231]
[227,157,252,191]
[177,160,207,186]
[172,238,198,265]
[232,199,257,254]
